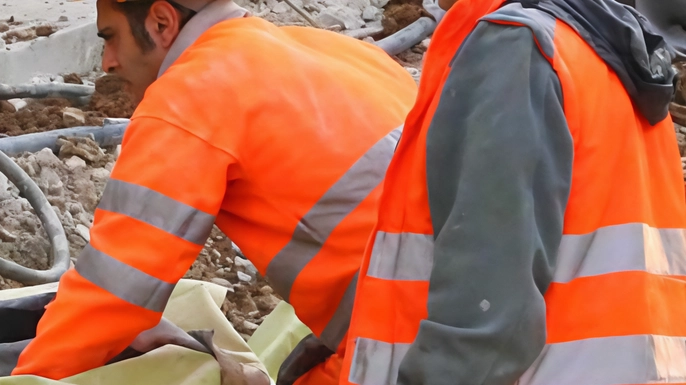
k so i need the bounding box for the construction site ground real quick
[0,0,684,343]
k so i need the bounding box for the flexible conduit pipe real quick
[0,150,71,285]
[0,83,94,100]
[0,120,129,285]
[374,17,437,56]
[0,121,128,157]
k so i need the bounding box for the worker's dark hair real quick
[112,1,196,52]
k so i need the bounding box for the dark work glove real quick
[276,333,334,385]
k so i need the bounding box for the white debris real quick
[64,156,87,171]
[8,99,27,111]
[62,107,86,126]
[237,271,252,282]
[76,224,90,242]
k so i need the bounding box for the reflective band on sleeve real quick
[520,335,686,384]
[319,273,358,351]
[349,338,411,385]
[266,126,403,302]
[75,245,175,312]
[554,223,686,283]
[98,179,216,246]
[367,231,434,281]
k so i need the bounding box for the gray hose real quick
[0,121,128,157]
[374,17,437,56]
[0,151,71,285]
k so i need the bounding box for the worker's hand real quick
[276,334,334,385]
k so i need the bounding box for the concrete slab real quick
[0,0,102,85]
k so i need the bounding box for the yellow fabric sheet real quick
[0,279,269,385]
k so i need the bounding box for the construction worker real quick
[341,0,686,384]
[10,0,417,382]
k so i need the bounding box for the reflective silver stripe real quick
[349,338,411,385]
[266,126,402,302]
[367,231,434,281]
[519,335,686,384]
[76,245,175,312]
[98,179,215,246]
[319,273,358,351]
[554,223,686,283]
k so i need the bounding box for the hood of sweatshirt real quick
[511,0,677,125]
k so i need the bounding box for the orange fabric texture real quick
[14,16,416,380]
[340,0,507,381]
[293,353,343,385]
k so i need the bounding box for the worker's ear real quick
[146,1,182,49]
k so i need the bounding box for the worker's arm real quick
[397,22,574,384]
[12,116,237,379]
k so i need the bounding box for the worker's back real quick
[13,15,417,380]
[133,16,416,350]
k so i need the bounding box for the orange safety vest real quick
[13,15,417,380]
[341,0,686,384]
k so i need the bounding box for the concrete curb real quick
[0,21,103,84]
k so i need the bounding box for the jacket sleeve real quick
[397,22,574,385]
[12,116,237,379]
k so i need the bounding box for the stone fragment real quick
[62,107,86,126]
[64,156,86,170]
[76,224,90,242]
[237,271,252,282]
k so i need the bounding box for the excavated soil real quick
[378,0,431,38]
[0,75,134,137]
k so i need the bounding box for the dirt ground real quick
[0,75,134,137]
[378,0,432,38]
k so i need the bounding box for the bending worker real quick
[342,0,686,384]
[11,0,417,382]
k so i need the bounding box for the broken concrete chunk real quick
[237,271,252,282]
[57,136,105,164]
[8,99,27,111]
[64,156,87,170]
[76,224,90,242]
[62,107,86,126]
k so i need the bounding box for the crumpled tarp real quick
[0,279,269,385]
[247,301,312,381]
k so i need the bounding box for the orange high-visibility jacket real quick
[12,11,417,380]
[341,0,686,384]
